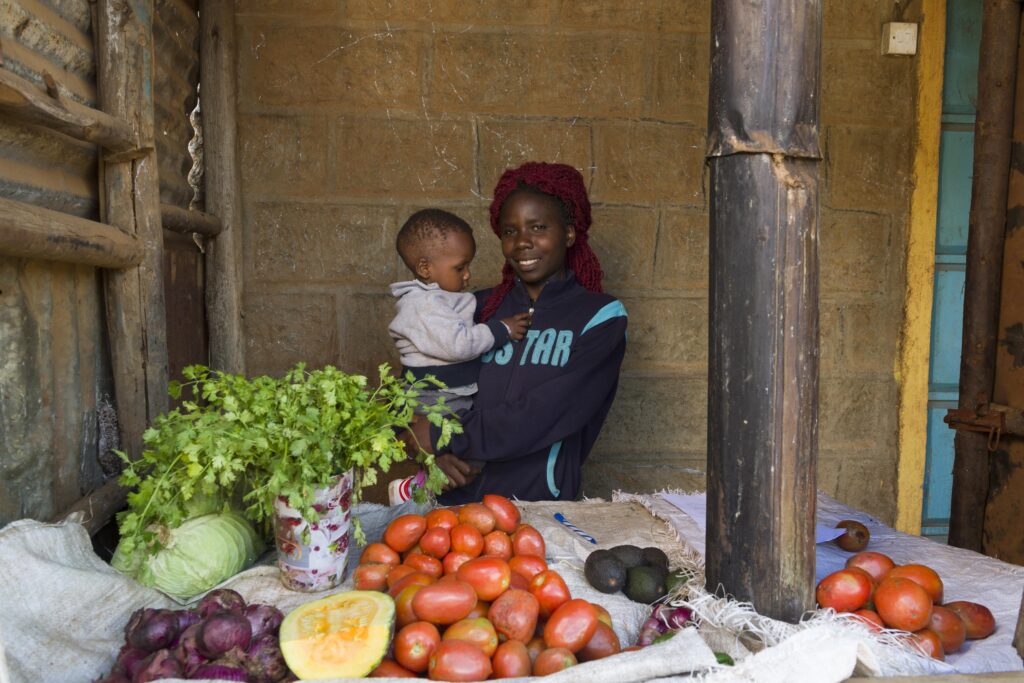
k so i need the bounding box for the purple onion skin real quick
[652,604,694,630]
[123,608,157,642]
[636,615,669,647]
[114,645,150,679]
[176,608,201,632]
[126,609,180,652]
[131,649,182,683]
[173,623,206,676]
[198,611,253,659]
[192,663,249,681]
[246,634,289,683]
[197,589,247,618]
[242,604,284,641]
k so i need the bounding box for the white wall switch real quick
[882,22,918,56]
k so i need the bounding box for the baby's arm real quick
[499,312,531,342]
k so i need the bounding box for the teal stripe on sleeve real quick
[546,441,562,498]
[581,300,627,335]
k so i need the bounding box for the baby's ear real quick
[415,257,431,279]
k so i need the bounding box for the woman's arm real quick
[405,417,480,490]
[432,314,627,463]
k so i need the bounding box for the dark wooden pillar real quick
[705,0,822,623]
[948,0,1021,553]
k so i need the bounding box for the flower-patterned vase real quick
[272,470,353,592]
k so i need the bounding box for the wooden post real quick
[948,0,1021,553]
[97,0,169,469]
[200,1,246,374]
[705,0,822,623]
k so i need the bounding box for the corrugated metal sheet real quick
[154,0,199,209]
[0,0,109,526]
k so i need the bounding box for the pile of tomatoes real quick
[816,551,996,661]
[355,494,625,680]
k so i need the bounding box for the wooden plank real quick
[160,202,222,236]
[705,0,822,624]
[55,479,127,535]
[97,0,170,465]
[0,68,131,151]
[0,197,142,268]
[199,1,245,374]
[949,0,1022,553]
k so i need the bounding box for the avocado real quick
[609,544,646,569]
[624,564,668,604]
[584,550,627,594]
[642,546,669,570]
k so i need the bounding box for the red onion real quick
[131,649,182,683]
[126,609,180,652]
[636,614,669,647]
[172,623,205,676]
[197,589,247,618]
[113,645,149,678]
[198,611,252,659]
[245,634,289,683]
[192,663,249,681]
[242,604,284,641]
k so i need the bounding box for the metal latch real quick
[944,406,1006,452]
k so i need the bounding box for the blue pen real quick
[554,512,597,544]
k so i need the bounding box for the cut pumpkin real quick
[280,590,395,680]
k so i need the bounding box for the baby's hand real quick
[501,312,531,341]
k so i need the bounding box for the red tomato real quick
[907,628,945,661]
[428,639,492,682]
[361,542,401,566]
[450,524,484,558]
[384,514,428,553]
[426,507,459,531]
[386,564,417,590]
[512,525,546,558]
[509,571,530,591]
[404,553,443,579]
[394,583,426,629]
[944,601,996,639]
[412,579,478,625]
[483,530,513,560]
[529,570,571,617]
[394,621,441,673]
[353,563,389,591]
[875,577,933,631]
[524,636,545,664]
[442,551,474,575]
[458,503,497,535]
[851,609,885,633]
[928,605,967,653]
[491,639,532,678]
[815,568,873,613]
[369,659,418,678]
[577,621,621,662]
[443,617,498,657]
[457,557,512,602]
[488,588,539,643]
[543,599,599,653]
[888,564,944,604]
[389,571,435,598]
[845,551,895,584]
[419,527,452,559]
[465,600,490,620]
[508,554,548,581]
[482,494,521,534]
[533,647,577,676]
[592,603,613,628]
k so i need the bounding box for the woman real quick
[410,162,627,503]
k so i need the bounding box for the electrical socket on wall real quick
[882,22,918,56]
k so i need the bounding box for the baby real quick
[387,209,529,502]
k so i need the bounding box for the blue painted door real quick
[922,0,981,538]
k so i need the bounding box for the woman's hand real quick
[401,415,435,455]
[436,453,481,491]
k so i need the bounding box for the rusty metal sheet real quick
[154,0,199,210]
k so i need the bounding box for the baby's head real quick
[397,209,476,293]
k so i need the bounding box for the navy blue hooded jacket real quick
[433,272,627,504]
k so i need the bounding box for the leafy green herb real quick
[116,363,460,565]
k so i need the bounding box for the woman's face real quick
[498,190,576,300]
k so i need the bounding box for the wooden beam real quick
[949,0,1022,553]
[705,0,822,624]
[0,197,142,268]
[199,1,246,374]
[160,203,222,237]
[54,479,127,536]
[0,66,137,153]
[98,0,170,464]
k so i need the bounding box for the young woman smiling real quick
[407,162,628,503]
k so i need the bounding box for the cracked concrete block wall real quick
[235,0,914,523]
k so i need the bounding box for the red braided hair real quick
[479,162,604,321]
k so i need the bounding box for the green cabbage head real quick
[113,511,264,601]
